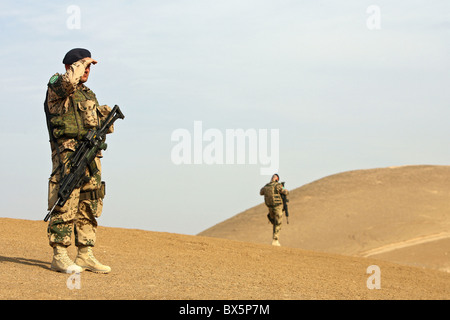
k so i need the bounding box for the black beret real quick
[62,48,91,65]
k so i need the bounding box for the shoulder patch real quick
[47,73,67,98]
[49,74,59,84]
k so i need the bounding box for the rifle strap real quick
[79,182,106,201]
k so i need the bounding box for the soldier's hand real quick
[82,57,98,66]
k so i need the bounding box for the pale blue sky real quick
[1,0,449,235]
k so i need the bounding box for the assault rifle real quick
[281,182,289,224]
[44,105,125,222]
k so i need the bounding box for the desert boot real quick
[75,246,111,274]
[51,245,83,273]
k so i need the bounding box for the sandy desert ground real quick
[0,165,448,303]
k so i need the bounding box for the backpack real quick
[263,182,283,207]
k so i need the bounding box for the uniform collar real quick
[77,83,91,91]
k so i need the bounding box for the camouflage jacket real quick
[45,59,112,157]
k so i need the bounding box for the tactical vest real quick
[46,75,101,141]
[263,182,283,207]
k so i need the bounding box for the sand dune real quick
[199,165,450,274]
[0,216,448,300]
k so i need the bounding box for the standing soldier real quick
[260,174,289,246]
[44,48,113,273]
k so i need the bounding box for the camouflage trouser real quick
[47,150,104,247]
[268,205,283,240]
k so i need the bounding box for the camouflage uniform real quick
[260,181,289,242]
[45,58,112,248]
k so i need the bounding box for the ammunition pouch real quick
[51,113,85,139]
[79,181,106,201]
[78,100,99,128]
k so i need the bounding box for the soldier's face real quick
[80,64,91,83]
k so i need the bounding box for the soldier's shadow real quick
[0,256,50,270]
